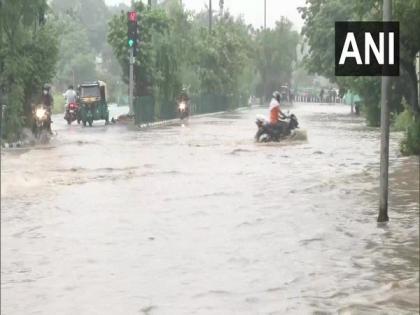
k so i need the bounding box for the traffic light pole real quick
[129,47,134,115]
[264,0,266,30]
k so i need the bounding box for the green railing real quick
[134,93,248,125]
[134,96,155,125]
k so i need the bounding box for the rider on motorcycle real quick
[63,85,77,109]
[269,91,287,132]
[41,84,53,133]
[178,88,189,104]
[177,87,190,115]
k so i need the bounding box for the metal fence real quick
[134,94,248,125]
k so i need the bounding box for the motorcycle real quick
[64,102,80,125]
[32,104,51,143]
[255,113,299,142]
[178,101,189,121]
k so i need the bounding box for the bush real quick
[400,117,420,156]
[52,92,65,114]
[391,99,413,131]
[363,102,380,127]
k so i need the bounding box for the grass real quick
[52,92,65,114]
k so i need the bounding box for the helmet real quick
[42,84,51,94]
[68,85,74,90]
[272,91,281,101]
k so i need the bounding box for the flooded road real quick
[1,103,419,314]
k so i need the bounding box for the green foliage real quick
[51,0,110,52]
[108,2,170,97]
[107,2,298,117]
[393,102,420,155]
[0,0,58,140]
[50,0,125,100]
[195,15,252,98]
[108,2,260,118]
[393,102,413,132]
[51,91,65,114]
[254,18,299,100]
[400,118,420,156]
[299,0,420,154]
[51,15,97,90]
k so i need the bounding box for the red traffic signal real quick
[127,11,138,54]
[128,11,137,22]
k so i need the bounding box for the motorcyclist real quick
[178,88,189,104]
[269,91,287,123]
[63,84,77,109]
[177,87,190,115]
[41,84,54,133]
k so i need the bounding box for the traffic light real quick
[127,11,138,55]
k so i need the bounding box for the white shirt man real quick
[63,85,77,107]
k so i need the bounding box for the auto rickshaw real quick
[78,81,109,127]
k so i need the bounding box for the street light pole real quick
[209,0,212,33]
[378,0,392,222]
[264,0,266,30]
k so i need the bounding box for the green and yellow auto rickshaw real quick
[78,81,109,127]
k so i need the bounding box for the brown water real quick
[1,103,419,315]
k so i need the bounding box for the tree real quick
[51,0,110,52]
[107,2,297,117]
[299,0,420,120]
[194,13,252,98]
[108,2,171,98]
[254,17,299,100]
[0,0,58,140]
[51,15,97,90]
[299,0,420,154]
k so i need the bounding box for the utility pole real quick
[378,0,392,222]
[209,0,212,33]
[264,0,267,30]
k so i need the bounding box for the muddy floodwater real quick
[1,103,419,314]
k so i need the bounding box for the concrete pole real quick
[378,0,391,222]
[264,0,267,30]
[209,0,212,33]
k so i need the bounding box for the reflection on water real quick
[1,103,419,314]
